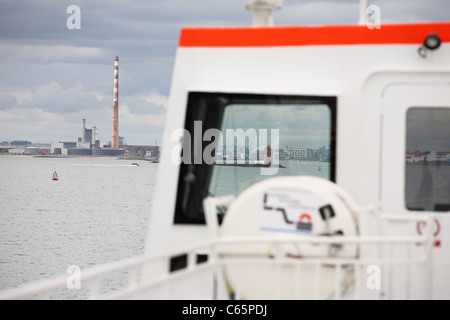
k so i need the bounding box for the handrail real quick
[0,239,215,300]
[218,234,428,244]
[0,226,433,300]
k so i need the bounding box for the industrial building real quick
[49,118,125,156]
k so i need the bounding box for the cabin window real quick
[405,107,450,211]
[174,92,336,224]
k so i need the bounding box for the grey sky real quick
[406,108,450,152]
[221,104,332,149]
[1,0,449,145]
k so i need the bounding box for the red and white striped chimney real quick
[111,56,119,148]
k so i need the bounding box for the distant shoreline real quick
[0,154,160,163]
[406,161,450,166]
[0,154,136,160]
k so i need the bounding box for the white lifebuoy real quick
[218,176,360,299]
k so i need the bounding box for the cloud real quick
[0,79,167,144]
[141,90,169,109]
[277,1,360,25]
[275,0,450,25]
[0,107,73,142]
[19,81,103,113]
[119,104,166,127]
[369,0,450,23]
[0,43,104,64]
[0,93,18,109]
[2,89,33,105]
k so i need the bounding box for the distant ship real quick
[215,162,286,168]
[215,145,286,168]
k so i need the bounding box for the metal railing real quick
[0,219,434,300]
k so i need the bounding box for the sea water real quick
[209,160,330,197]
[0,156,157,298]
[0,156,332,299]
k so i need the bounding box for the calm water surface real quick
[0,156,157,298]
[0,156,330,298]
[210,160,330,197]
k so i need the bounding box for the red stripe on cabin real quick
[179,22,450,47]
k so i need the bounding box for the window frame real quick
[173,92,337,225]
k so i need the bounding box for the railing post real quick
[314,261,321,300]
[89,277,100,300]
[274,243,282,300]
[334,263,342,300]
[129,265,139,291]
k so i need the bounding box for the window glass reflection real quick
[405,107,450,211]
